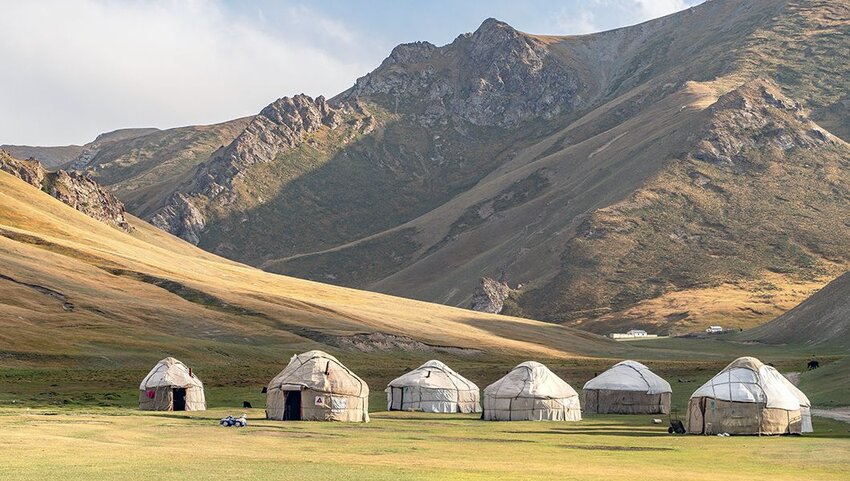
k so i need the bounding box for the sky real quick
[0,0,703,146]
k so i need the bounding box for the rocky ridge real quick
[338,18,587,127]
[150,95,373,244]
[0,151,132,232]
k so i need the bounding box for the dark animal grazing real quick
[243,401,252,409]
[807,360,820,370]
[261,386,268,394]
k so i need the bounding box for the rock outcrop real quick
[470,277,513,314]
[150,94,371,244]
[0,151,132,232]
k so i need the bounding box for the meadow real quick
[0,406,848,481]
[1,351,848,481]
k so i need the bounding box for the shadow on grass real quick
[501,428,671,437]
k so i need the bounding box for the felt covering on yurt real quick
[266,350,369,422]
[139,357,206,411]
[685,356,812,435]
[483,361,581,421]
[386,360,480,413]
[582,360,672,414]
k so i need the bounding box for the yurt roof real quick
[690,356,804,410]
[484,361,577,400]
[268,350,368,397]
[386,360,478,391]
[583,360,672,394]
[139,357,203,390]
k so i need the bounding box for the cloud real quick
[0,0,375,145]
[554,9,599,35]
[550,0,694,35]
[632,0,690,20]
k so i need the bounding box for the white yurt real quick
[582,360,672,414]
[686,357,813,435]
[482,361,581,421]
[139,357,206,411]
[386,360,480,413]
[266,350,369,422]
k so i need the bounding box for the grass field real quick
[0,406,848,481]
[1,353,847,481]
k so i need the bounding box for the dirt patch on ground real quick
[812,408,850,424]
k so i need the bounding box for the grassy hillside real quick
[743,270,850,350]
[798,357,850,407]
[0,169,624,370]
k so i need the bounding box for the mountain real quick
[744,270,850,350]
[0,166,620,366]
[1,128,159,169]
[17,0,850,334]
[0,145,84,169]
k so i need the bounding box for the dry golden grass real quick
[0,171,617,365]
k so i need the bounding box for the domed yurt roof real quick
[139,357,203,390]
[690,357,803,410]
[583,360,671,394]
[388,360,478,391]
[485,361,577,399]
[268,350,368,397]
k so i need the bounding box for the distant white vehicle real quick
[627,329,648,337]
[706,326,723,333]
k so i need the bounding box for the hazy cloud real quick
[0,0,374,145]
[553,0,691,35]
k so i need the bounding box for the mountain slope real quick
[20,0,850,334]
[1,128,160,169]
[744,270,850,350]
[0,168,619,366]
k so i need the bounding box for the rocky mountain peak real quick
[222,93,346,170]
[384,41,438,66]
[342,17,584,128]
[464,17,523,55]
[0,151,132,232]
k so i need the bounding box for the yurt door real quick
[173,388,186,411]
[283,391,302,420]
[390,387,403,410]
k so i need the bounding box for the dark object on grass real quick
[668,419,686,434]
[261,386,268,394]
[807,360,820,370]
[243,401,252,408]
